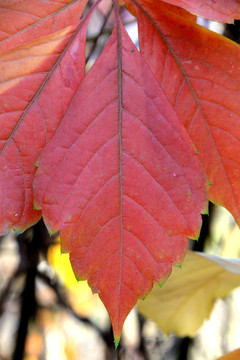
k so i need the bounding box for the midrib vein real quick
[114,0,123,334]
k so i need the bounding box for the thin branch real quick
[13,268,37,360]
[86,5,113,63]
[36,270,111,345]
[0,269,25,317]
[86,28,112,42]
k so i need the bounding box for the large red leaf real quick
[0,0,88,52]
[0,4,91,233]
[131,0,240,224]
[124,0,197,22]
[159,0,240,22]
[34,14,207,340]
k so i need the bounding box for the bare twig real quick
[36,269,112,345]
[86,5,113,63]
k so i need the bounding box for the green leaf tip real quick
[47,227,56,237]
[33,199,41,210]
[14,228,24,235]
[202,201,210,215]
[175,263,182,268]
[114,337,120,350]
[158,280,166,288]
[60,247,68,255]
[75,275,86,282]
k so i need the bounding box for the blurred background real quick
[1,202,240,360]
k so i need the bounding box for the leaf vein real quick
[124,228,157,266]
[124,152,188,225]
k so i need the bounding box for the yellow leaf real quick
[138,251,240,337]
[48,242,77,288]
[48,243,105,316]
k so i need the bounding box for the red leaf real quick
[0,0,88,52]
[148,0,240,22]
[34,15,207,339]
[0,5,90,233]
[125,0,197,22]
[133,0,240,224]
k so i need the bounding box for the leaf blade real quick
[133,0,240,224]
[0,5,90,233]
[138,251,240,337]
[137,0,240,22]
[0,0,88,52]
[34,19,208,339]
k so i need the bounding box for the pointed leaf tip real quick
[175,263,182,268]
[158,280,166,288]
[114,337,120,350]
[35,10,208,342]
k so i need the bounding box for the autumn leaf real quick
[48,242,105,317]
[153,0,240,23]
[131,0,240,224]
[0,0,88,52]
[124,0,197,22]
[0,3,94,233]
[34,6,207,340]
[138,251,240,337]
